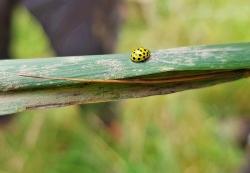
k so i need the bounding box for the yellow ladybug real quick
[130,47,151,62]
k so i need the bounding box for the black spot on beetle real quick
[138,58,141,61]
[139,54,142,56]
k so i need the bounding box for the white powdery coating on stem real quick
[96,59,124,78]
[63,56,89,63]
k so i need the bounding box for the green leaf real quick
[0,42,250,115]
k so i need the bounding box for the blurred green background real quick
[1,0,250,172]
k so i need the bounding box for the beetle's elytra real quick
[130,48,151,62]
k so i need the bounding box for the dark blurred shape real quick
[23,0,122,56]
[236,117,250,148]
[241,143,250,173]
[0,114,16,129]
[81,102,122,140]
[0,0,18,59]
[237,117,250,173]
[0,0,123,126]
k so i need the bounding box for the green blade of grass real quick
[0,42,250,115]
